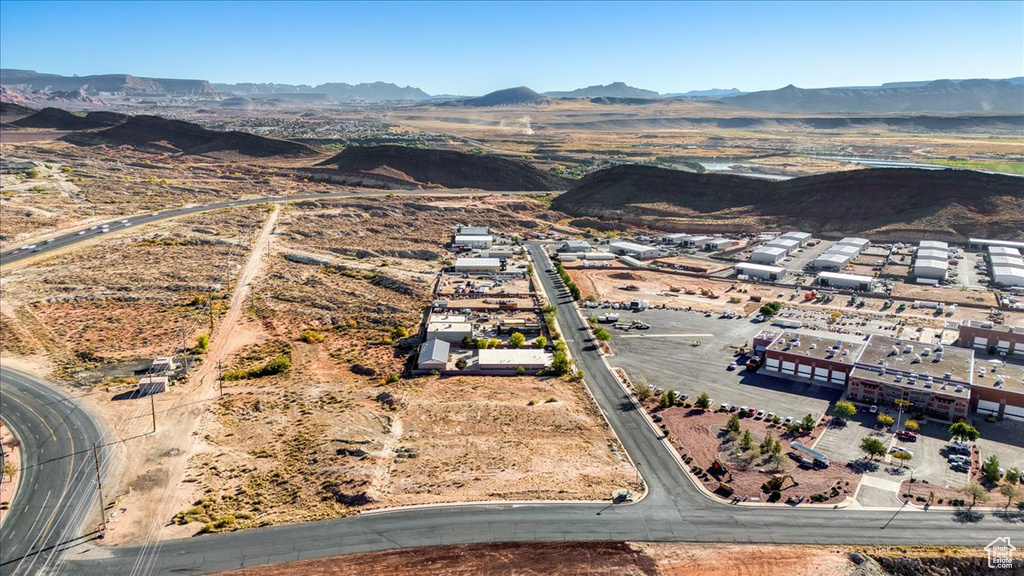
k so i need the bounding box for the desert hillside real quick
[316,145,570,190]
[552,166,1024,239]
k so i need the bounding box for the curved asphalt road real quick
[0,368,103,575]
[1,207,1019,575]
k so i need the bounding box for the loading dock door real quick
[814,367,830,382]
[973,337,988,349]
[976,399,1000,414]
[830,371,846,384]
[782,361,796,374]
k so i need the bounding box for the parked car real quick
[949,442,972,455]
[727,362,737,371]
[754,410,766,420]
[740,406,749,414]
[766,412,776,421]
[896,431,920,441]
[729,404,739,412]
[783,416,794,424]
[951,462,970,473]
[869,405,878,414]
[719,402,730,412]
[890,446,914,457]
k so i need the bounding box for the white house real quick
[417,339,450,370]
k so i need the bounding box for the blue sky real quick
[1,1,1021,95]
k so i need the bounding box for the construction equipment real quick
[709,459,730,478]
[668,285,682,293]
[761,474,799,493]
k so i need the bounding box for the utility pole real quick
[218,360,223,398]
[93,443,107,533]
[150,391,156,434]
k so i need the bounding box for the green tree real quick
[999,483,1022,508]
[982,455,1002,483]
[833,401,856,422]
[533,336,547,349]
[740,430,755,451]
[594,327,611,342]
[893,450,913,468]
[1005,467,1021,485]
[455,357,468,370]
[876,414,894,428]
[770,440,785,470]
[488,338,500,349]
[516,366,526,376]
[635,380,653,401]
[800,414,817,432]
[588,316,598,324]
[760,431,776,455]
[949,421,980,443]
[25,168,40,178]
[727,413,741,434]
[391,326,409,339]
[695,391,711,410]
[961,481,989,507]
[509,332,526,349]
[903,419,920,432]
[550,352,571,376]
[860,437,886,460]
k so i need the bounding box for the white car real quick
[45,238,54,243]
[869,405,878,414]
[754,410,767,420]
[120,219,129,224]
[783,416,794,424]
[78,231,86,235]
[890,446,914,457]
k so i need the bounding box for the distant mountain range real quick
[2,68,1022,112]
[214,81,431,101]
[0,69,218,96]
[545,82,661,99]
[723,79,1024,114]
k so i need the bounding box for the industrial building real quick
[417,339,450,371]
[811,252,852,271]
[779,231,812,246]
[826,244,861,258]
[453,235,493,249]
[913,258,948,280]
[735,262,787,281]
[849,336,973,421]
[477,349,553,371]
[138,375,168,395]
[749,246,787,265]
[459,226,489,236]
[988,246,1022,258]
[559,240,591,253]
[919,240,949,251]
[479,248,515,260]
[916,248,949,261]
[989,255,1024,269]
[959,321,1024,357]
[150,356,178,374]
[703,238,737,252]
[454,257,502,273]
[969,238,1024,251]
[608,241,662,260]
[836,237,871,253]
[426,317,474,344]
[660,233,691,244]
[766,237,801,254]
[678,235,710,248]
[816,271,875,291]
[753,327,1024,422]
[992,266,1024,287]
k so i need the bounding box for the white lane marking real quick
[619,333,715,338]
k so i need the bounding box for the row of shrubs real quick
[553,262,581,300]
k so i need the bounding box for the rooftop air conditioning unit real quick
[904,345,914,353]
[912,354,922,363]
[922,348,931,356]
[891,346,900,355]
[843,349,849,356]
[944,372,953,379]
[809,343,817,350]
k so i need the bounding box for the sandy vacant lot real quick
[216,541,870,576]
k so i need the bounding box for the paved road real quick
[44,243,1018,575]
[0,189,553,267]
[3,231,1021,575]
[0,368,103,575]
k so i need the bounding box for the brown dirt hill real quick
[0,100,34,123]
[61,115,318,158]
[552,165,1024,240]
[316,145,570,191]
[457,86,552,107]
[12,107,128,130]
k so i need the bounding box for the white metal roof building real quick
[426,322,473,344]
[836,237,870,253]
[913,257,948,280]
[812,252,852,270]
[989,255,1024,269]
[679,235,710,247]
[736,262,787,281]
[138,375,168,395]
[454,234,493,249]
[459,226,489,236]
[608,241,662,260]
[477,349,553,370]
[988,246,1022,258]
[969,238,1024,251]
[661,233,691,244]
[454,257,501,272]
[704,238,736,251]
[992,266,1024,287]
[780,231,812,246]
[750,246,787,264]
[766,237,801,254]
[417,339,450,370]
[826,244,862,258]
[816,271,875,291]
[916,248,950,261]
[559,240,592,253]
[919,240,949,250]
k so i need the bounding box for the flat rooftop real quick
[857,334,974,384]
[737,262,786,273]
[961,320,1024,335]
[752,246,787,257]
[971,353,1024,394]
[817,271,874,283]
[766,331,866,362]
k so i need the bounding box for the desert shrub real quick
[298,330,325,344]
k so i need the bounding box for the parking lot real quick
[605,308,840,420]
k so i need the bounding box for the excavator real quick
[762,474,799,493]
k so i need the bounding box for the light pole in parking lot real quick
[893,399,912,435]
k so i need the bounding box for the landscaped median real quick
[0,420,22,522]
